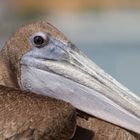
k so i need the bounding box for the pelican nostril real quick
[68,42,80,52]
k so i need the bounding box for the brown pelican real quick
[0,20,140,139]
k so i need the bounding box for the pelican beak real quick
[21,39,140,134]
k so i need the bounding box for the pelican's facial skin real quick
[4,21,140,134]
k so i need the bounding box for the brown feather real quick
[0,85,76,140]
[72,111,140,140]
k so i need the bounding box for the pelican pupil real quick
[34,36,45,45]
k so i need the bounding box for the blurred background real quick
[0,0,140,96]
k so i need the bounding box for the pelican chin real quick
[19,24,140,134]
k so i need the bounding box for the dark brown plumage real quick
[73,115,140,140]
[0,85,76,140]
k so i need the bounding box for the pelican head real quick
[3,20,140,134]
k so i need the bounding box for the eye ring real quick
[30,32,48,48]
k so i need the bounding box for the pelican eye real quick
[30,32,48,48]
[34,36,45,45]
